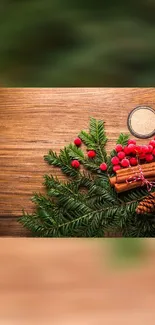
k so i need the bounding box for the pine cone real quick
[136,192,155,214]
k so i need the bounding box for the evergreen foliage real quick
[1,1,155,86]
[19,118,155,237]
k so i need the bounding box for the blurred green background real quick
[0,0,155,86]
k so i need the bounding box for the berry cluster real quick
[71,136,155,173]
[111,138,155,173]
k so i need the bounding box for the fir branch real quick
[44,174,92,219]
[83,158,100,172]
[78,130,96,150]
[57,200,138,237]
[89,117,108,146]
[90,118,108,162]
[20,174,155,237]
[32,192,54,208]
[44,150,61,167]
[67,144,85,162]
[45,147,80,178]
[116,133,129,146]
[44,175,80,198]
[87,182,117,205]
[19,212,57,237]
[79,118,108,162]
[59,147,81,177]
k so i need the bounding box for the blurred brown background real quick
[0,0,155,86]
[0,88,155,236]
[0,238,154,324]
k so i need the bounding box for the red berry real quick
[141,145,149,154]
[128,144,136,154]
[124,146,131,155]
[148,145,153,153]
[145,154,154,162]
[130,157,138,166]
[111,156,120,165]
[152,148,155,155]
[128,139,136,145]
[71,160,80,168]
[135,145,142,154]
[113,165,121,172]
[149,140,155,147]
[117,151,125,160]
[121,158,130,168]
[74,137,82,146]
[115,144,123,152]
[87,150,96,158]
[139,153,146,160]
[99,163,107,171]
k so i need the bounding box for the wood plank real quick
[0,217,31,237]
[0,88,155,236]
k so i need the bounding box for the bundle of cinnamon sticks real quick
[109,162,155,193]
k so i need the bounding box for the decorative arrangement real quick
[20,118,155,237]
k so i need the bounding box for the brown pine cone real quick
[136,192,155,214]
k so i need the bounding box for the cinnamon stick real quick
[116,162,155,176]
[117,169,155,184]
[109,176,116,186]
[114,176,155,193]
[116,162,155,181]
[109,162,155,186]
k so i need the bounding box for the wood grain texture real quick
[0,88,155,236]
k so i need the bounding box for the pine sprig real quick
[79,118,108,163]
[67,144,85,162]
[45,147,80,178]
[44,150,61,167]
[78,130,95,150]
[116,133,129,146]
[41,199,138,237]
[19,118,155,237]
[83,158,100,172]
[89,118,108,146]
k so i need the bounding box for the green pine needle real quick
[116,133,130,146]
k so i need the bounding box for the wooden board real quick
[0,88,155,236]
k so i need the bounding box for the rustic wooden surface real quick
[0,88,155,236]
